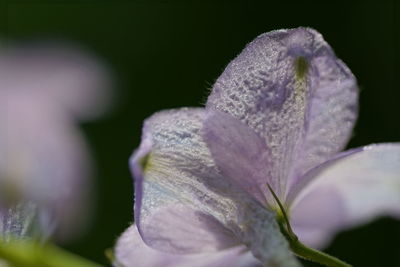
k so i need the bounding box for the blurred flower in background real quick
[0,41,113,243]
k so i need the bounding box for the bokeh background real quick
[1,0,399,266]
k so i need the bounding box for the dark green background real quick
[1,1,399,266]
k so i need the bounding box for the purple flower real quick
[115,28,400,267]
[0,43,112,242]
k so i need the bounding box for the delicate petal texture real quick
[206,27,358,199]
[203,110,273,205]
[290,143,400,248]
[131,108,239,253]
[114,224,262,267]
[0,203,44,241]
[0,43,112,120]
[131,108,299,266]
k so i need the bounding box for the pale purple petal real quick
[0,43,111,241]
[206,27,357,199]
[138,204,239,253]
[131,108,239,253]
[130,108,299,266]
[203,110,274,205]
[0,42,112,120]
[114,224,262,267]
[289,187,346,248]
[0,93,92,241]
[290,143,400,248]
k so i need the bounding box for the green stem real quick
[0,239,104,267]
[267,183,352,267]
[289,238,352,267]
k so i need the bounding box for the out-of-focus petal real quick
[0,42,112,120]
[206,27,358,199]
[203,110,273,206]
[290,143,400,248]
[0,42,112,242]
[114,224,262,267]
[131,108,299,266]
[0,86,92,242]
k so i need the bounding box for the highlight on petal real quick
[130,108,299,265]
[289,143,400,248]
[114,224,262,267]
[206,27,358,199]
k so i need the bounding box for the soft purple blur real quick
[0,42,112,242]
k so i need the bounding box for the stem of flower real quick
[267,184,352,267]
[289,238,352,267]
[0,239,103,267]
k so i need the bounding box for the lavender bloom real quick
[115,28,400,267]
[0,43,112,242]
